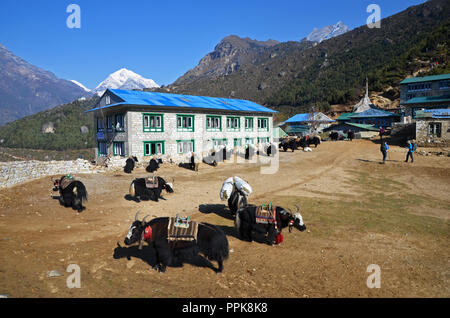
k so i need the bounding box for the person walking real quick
[380,141,389,164]
[405,140,415,163]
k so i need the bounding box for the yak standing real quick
[124,156,139,173]
[52,175,88,212]
[123,212,229,273]
[128,176,173,202]
[235,204,306,245]
[220,176,252,215]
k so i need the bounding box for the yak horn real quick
[141,215,151,224]
[135,210,142,221]
[172,178,175,185]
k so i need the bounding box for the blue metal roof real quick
[285,112,334,123]
[87,89,277,113]
[424,108,450,119]
[350,108,398,118]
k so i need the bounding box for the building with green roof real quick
[399,73,450,121]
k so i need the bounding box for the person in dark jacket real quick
[380,141,389,163]
[405,140,414,163]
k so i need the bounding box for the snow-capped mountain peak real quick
[70,80,91,92]
[93,68,159,95]
[305,21,349,43]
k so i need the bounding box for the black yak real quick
[307,136,321,148]
[128,176,173,202]
[235,204,306,245]
[245,145,255,159]
[124,156,139,173]
[146,157,162,173]
[52,175,88,212]
[228,189,248,215]
[329,132,339,141]
[282,138,299,152]
[348,130,355,141]
[262,143,277,157]
[123,212,229,273]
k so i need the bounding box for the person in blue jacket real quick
[405,140,415,163]
[380,141,389,163]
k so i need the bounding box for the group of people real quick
[379,138,416,164]
[379,126,416,163]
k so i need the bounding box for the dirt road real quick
[0,139,449,298]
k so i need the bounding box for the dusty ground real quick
[0,139,449,298]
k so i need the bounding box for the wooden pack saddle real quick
[167,215,198,242]
[145,175,159,189]
[255,203,277,225]
[60,175,76,190]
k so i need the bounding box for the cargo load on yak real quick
[220,176,252,215]
[220,176,252,201]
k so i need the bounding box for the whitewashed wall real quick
[126,110,273,162]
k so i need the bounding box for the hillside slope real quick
[0,44,89,125]
[0,96,99,151]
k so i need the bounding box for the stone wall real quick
[416,119,450,146]
[0,159,106,189]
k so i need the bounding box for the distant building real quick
[399,73,450,122]
[282,112,335,136]
[323,122,379,139]
[336,78,399,128]
[87,89,276,161]
[414,108,450,146]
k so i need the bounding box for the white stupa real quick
[353,78,375,113]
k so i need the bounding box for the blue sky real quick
[0,0,425,88]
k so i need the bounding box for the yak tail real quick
[129,180,135,197]
[72,181,88,202]
[234,209,241,233]
[198,223,229,262]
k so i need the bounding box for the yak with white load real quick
[220,176,252,215]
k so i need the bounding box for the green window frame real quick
[143,113,164,132]
[114,113,125,132]
[177,114,195,132]
[98,141,108,157]
[212,138,228,148]
[177,139,195,154]
[245,137,254,145]
[144,141,165,156]
[226,116,240,131]
[245,117,254,132]
[113,141,125,156]
[233,138,242,147]
[206,115,222,132]
[257,117,269,131]
[257,137,270,144]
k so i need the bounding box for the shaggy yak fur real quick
[235,204,306,245]
[306,136,321,148]
[146,158,162,173]
[128,176,173,202]
[228,189,248,215]
[124,156,139,173]
[124,215,229,273]
[52,175,88,212]
[281,138,299,152]
[329,132,339,141]
[265,143,277,157]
